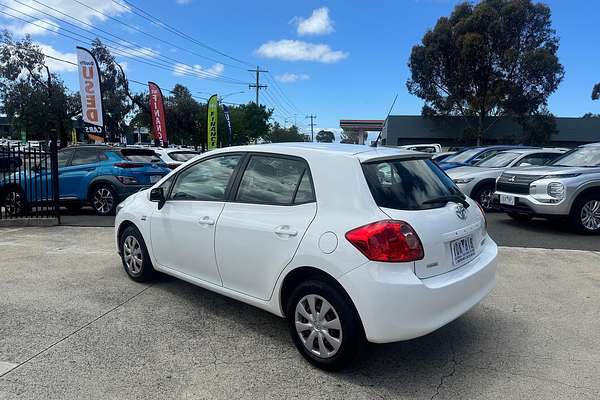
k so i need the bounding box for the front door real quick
[215,154,317,300]
[60,147,99,199]
[149,154,243,285]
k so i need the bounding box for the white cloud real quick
[256,39,347,63]
[36,43,77,72]
[0,18,59,36]
[118,43,159,59]
[275,73,310,83]
[0,0,130,37]
[175,0,193,4]
[172,63,224,78]
[294,7,334,36]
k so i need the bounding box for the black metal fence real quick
[0,143,59,220]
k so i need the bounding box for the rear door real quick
[214,154,317,300]
[362,158,487,279]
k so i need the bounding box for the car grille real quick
[496,173,542,195]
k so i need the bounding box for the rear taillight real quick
[475,201,487,233]
[114,162,144,168]
[345,220,424,262]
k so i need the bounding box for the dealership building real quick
[340,116,600,147]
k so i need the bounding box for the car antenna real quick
[372,94,397,147]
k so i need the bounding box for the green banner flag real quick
[207,94,219,150]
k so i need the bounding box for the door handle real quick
[274,226,298,237]
[198,216,215,226]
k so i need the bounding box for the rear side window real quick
[362,158,460,210]
[71,148,99,166]
[235,155,313,205]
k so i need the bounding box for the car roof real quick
[496,148,566,155]
[582,142,600,147]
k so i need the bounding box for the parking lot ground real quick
[1,226,599,400]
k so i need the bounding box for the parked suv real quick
[495,143,600,234]
[115,143,497,370]
[0,145,170,216]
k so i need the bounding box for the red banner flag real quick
[148,82,167,146]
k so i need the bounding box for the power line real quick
[112,0,253,68]
[248,66,268,106]
[13,0,246,84]
[70,0,247,71]
[266,72,302,114]
[0,8,247,85]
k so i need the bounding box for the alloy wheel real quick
[295,294,343,358]
[93,188,114,214]
[123,235,143,275]
[479,189,494,210]
[580,200,600,231]
[5,191,23,215]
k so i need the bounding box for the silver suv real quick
[495,143,600,234]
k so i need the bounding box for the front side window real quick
[170,155,241,201]
[235,155,311,205]
[362,158,461,210]
[71,148,99,166]
[514,153,559,167]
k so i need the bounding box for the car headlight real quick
[116,202,125,215]
[543,173,580,179]
[453,178,474,184]
[547,182,565,199]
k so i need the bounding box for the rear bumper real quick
[339,237,497,343]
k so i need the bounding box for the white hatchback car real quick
[115,143,497,370]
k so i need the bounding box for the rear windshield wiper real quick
[422,195,470,208]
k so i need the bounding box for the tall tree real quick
[407,0,564,145]
[264,123,305,143]
[0,32,80,144]
[316,130,335,143]
[518,109,557,145]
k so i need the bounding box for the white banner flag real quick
[76,46,103,129]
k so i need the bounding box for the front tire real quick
[119,225,156,282]
[472,183,495,211]
[570,194,600,235]
[1,187,26,216]
[287,279,365,371]
[90,184,117,215]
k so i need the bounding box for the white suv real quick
[115,143,497,370]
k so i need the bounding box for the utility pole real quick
[248,66,268,105]
[306,114,316,142]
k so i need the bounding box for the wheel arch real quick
[87,177,118,201]
[470,178,496,198]
[116,219,138,250]
[570,185,600,215]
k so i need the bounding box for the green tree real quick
[518,109,557,145]
[264,123,305,143]
[593,83,600,101]
[0,32,80,145]
[316,130,335,143]
[228,102,273,145]
[90,39,133,141]
[407,0,564,145]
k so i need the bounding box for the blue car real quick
[0,145,171,215]
[438,145,537,171]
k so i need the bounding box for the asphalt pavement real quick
[0,226,599,399]
[59,208,599,251]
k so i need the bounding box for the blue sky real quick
[1,0,599,140]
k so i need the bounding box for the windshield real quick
[475,152,520,168]
[168,151,199,162]
[362,158,462,210]
[551,147,600,167]
[444,148,481,163]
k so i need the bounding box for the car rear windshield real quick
[362,158,462,210]
[118,149,162,163]
[443,148,481,163]
[168,151,198,162]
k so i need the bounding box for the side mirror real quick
[150,187,166,210]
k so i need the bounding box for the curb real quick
[0,218,59,227]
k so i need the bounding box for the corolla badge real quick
[455,204,468,220]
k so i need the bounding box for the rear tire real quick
[90,184,117,216]
[570,193,600,235]
[119,225,156,282]
[1,187,26,216]
[507,212,532,223]
[286,279,366,371]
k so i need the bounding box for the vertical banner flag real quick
[207,94,219,150]
[76,46,104,142]
[148,82,168,147]
[222,104,232,146]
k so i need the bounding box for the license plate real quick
[149,175,162,183]
[500,194,515,206]
[451,235,476,266]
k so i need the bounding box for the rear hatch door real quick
[116,148,169,185]
[362,156,487,279]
